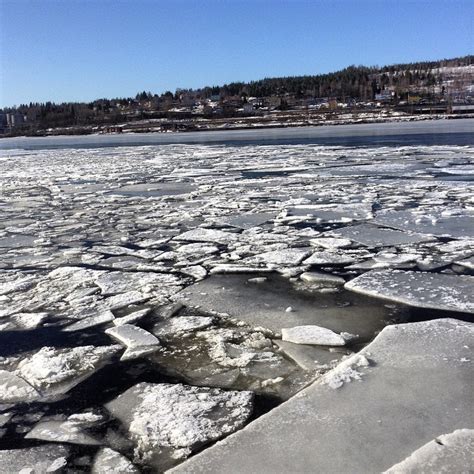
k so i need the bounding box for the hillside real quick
[1,54,473,136]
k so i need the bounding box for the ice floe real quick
[152,316,214,337]
[0,444,71,474]
[329,223,434,247]
[345,269,474,313]
[17,345,121,398]
[282,325,354,346]
[91,448,139,473]
[0,370,40,404]
[105,324,160,360]
[105,382,253,469]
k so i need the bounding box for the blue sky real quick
[1,0,473,106]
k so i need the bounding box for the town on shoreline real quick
[1,55,472,138]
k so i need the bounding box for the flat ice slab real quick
[246,248,312,266]
[25,419,102,445]
[329,224,434,247]
[345,269,474,314]
[171,319,474,474]
[375,211,474,239]
[384,429,474,474]
[152,316,214,337]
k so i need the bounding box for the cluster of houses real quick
[0,112,27,133]
[2,75,473,135]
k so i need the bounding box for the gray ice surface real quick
[384,429,474,474]
[345,269,474,313]
[172,319,474,474]
[329,223,435,247]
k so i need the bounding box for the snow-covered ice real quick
[17,345,121,397]
[281,325,349,346]
[152,316,214,337]
[105,382,253,469]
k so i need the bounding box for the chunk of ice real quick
[105,325,160,361]
[17,345,121,396]
[0,370,40,404]
[92,448,138,473]
[282,325,347,346]
[105,382,253,469]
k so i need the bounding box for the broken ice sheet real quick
[216,212,275,229]
[1,140,474,470]
[152,316,214,337]
[375,210,474,239]
[300,271,345,286]
[302,251,357,266]
[105,382,253,470]
[63,310,115,331]
[171,319,474,474]
[0,274,36,296]
[174,228,237,244]
[345,269,474,314]
[285,204,372,223]
[108,181,196,197]
[149,324,309,400]
[281,325,353,346]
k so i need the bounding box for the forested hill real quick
[1,54,472,135]
[203,55,473,100]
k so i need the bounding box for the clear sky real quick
[1,0,472,107]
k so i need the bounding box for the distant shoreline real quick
[2,117,473,151]
[1,112,473,140]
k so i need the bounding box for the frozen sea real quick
[0,120,473,473]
